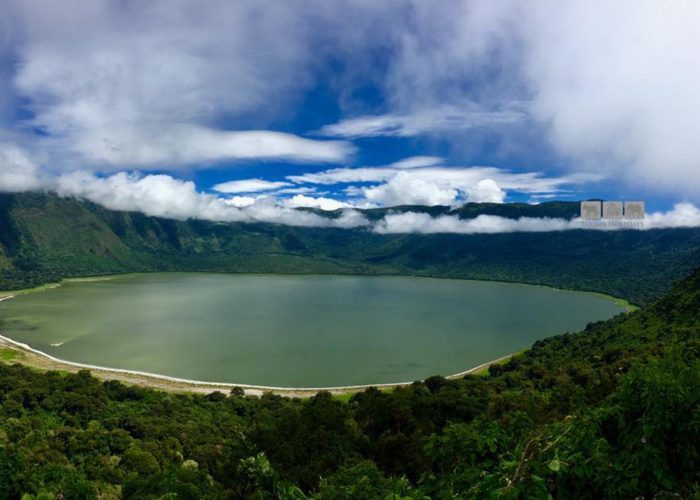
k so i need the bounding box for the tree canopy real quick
[1,268,699,498]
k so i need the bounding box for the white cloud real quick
[288,166,394,185]
[360,172,459,206]
[282,194,351,211]
[6,0,353,169]
[289,163,600,194]
[374,203,700,234]
[273,186,318,195]
[646,203,700,228]
[67,125,353,168]
[3,140,696,233]
[318,103,524,138]
[288,162,600,207]
[224,196,259,208]
[213,178,292,194]
[390,156,444,169]
[315,1,700,196]
[49,170,369,228]
[341,0,700,195]
[0,143,43,192]
[235,196,368,228]
[1,0,698,201]
[467,179,505,203]
[375,213,571,234]
[521,1,700,195]
[55,171,232,221]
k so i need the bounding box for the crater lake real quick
[0,273,624,387]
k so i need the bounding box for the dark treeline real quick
[1,192,700,305]
[1,268,699,498]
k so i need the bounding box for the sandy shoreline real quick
[0,330,513,397]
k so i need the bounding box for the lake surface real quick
[0,273,623,387]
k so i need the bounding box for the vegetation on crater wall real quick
[1,192,699,305]
[0,267,698,498]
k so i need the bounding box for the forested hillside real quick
[0,267,698,498]
[1,192,699,304]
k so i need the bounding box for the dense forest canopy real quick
[0,266,698,498]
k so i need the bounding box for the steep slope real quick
[1,192,699,304]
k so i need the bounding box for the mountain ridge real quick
[1,192,699,305]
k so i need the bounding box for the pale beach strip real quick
[0,330,514,397]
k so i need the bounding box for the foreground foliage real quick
[0,268,699,498]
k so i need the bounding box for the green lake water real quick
[0,273,624,387]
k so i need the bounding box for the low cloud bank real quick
[374,213,570,234]
[0,145,698,233]
[645,203,700,228]
[44,171,700,234]
[51,171,367,229]
[374,204,700,234]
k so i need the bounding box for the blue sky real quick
[0,0,699,230]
